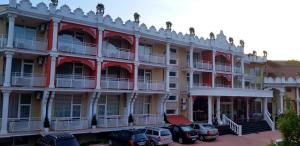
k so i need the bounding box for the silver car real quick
[144,127,173,146]
[190,123,219,141]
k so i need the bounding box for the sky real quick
[2,0,300,60]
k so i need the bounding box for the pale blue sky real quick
[2,0,300,60]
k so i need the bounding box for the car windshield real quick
[56,138,80,146]
[133,133,148,141]
[180,126,194,132]
[202,124,215,129]
[160,130,171,136]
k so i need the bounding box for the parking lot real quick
[170,131,281,146]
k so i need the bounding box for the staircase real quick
[237,120,272,135]
[217,125,234,135]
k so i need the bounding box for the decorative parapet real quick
[10,0,255,54]
[243,55,267,63]
[264,76,300,84]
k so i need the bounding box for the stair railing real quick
[264,111,275,131]
[222,114,242,136]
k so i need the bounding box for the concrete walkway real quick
[171,131,281,146]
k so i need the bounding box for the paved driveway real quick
[170,131,281,146]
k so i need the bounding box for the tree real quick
[91,115,98,126]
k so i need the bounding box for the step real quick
[238,120,271,135]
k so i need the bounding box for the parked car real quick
[167,125,198,144]
[108,129,151,146]
[144,126,173,145]
[273,138,283,146]
[190,123,219,141]
[35,133,80,146]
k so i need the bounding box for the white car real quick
[190,123,219,141]
[144,127,173,146]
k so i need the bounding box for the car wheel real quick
[199,136,204,141]
[178,138,183,144]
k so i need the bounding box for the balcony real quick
[56,75,96,89]
[14,36,47,51]
[215,63,232,72]
[215,84,232,88]
[97,115,128,128]
[102,45,134,60]
[194,60,213,70]
[58,40,97,56]
[51,117,89,131]
[133,114,163,126]
[11,72,46,87]
[138,80,165,91]
[139,53,166,65]
[193,83,211,88]
[100,77,133,90]
[0,34,7,48]
[8,118,41,132]
[234,67,242,73]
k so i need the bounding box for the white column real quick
[296,87,299,115]
[231,55,234,88]
[49,54,57,88]
[246,98,249,121]
[241,59,245,89]
[88,93,96,126]
[1,91,10,134]
[189,47,194,68]
[212,51,216,88]
[47,92,55,122]
[97,27,104,58]
[6,14,16,48]
[188,96,193,121]
[134,64,138,90]
[40,91,49,128]
[3,52,13,87]
[135,35,140,62]
[231,97,234,119]
[263,98,268,120]
[166,43,170,66]
[165,43,170,92]
[189,71,193,89]
[96,60,102,89]
[208,96,212,124]
[216,96,221,124]
[93,93,100,115]
[51,18,60,51]
[279,91,284,114]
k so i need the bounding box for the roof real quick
[166,115,192,125]
[266,60,300,77]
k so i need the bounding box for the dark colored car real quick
[35,133,80,146]
[167,125,198,144]
[108,129,151,146]
[190,123,219,141]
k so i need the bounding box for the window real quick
[72,96,82,118]
[107,95,120,115]
[146,130,152,135]
[138,69,152,82]
[166,109,176,115]
[134,96,152,114]
[53,95,82,118]
[170,48,177,53]
[97,96,106,116]
[153,131,159,136]
[169,71,177,77]
[19,94,31,118]
[168,95,177,101]
[169,83,177,89]
[139,45,152,55]
[170,48,177,65]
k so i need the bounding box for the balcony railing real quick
[102,45,134,60]
[51,117,89,131]
[8,118,41,132]
[100,77,133,90]
[97,115,128,128]
[133,114,163,126]
[14,36,47,51]
[0,34,7,48]
[11,72,46,87]
[139,53,166,65]
[138,80,165,91]
[215,63,231,72]
[234,67,242,73]
[194,60,213,70]
[193,83,211,88]
[58,40,97,56]
[215,84,232,88]
[56,75,96,89]
[233,83,243,89]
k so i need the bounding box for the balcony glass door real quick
[19,94,32,119]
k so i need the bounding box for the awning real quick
[59,22,98,39]
[166,115,192,125]
[103,30,134,45]
[57,56,96,70]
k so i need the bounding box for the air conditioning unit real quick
[181,97,187,104]
[38,23,48,32]
[181,104,187,110]
[35,91,42,100]
[37,56,45,65]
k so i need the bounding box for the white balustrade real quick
[234,67,242,73]
[102,45,134,60]
[193,82,211,88]
[138,80,165,91]
[139,53,166,65]
[216,63,232,72]
[133,114,163,126]
[51,117,89,131]
[264,111,275,131]
[222,114,242,136]
[8,118,41,132]
[58,39,97,56]
[100,77,133,90]
[56,74,96,89]
[0,34,7,48]
[11,72,46,87]
[97,115,128,128]
[194,60,213,70]
[14,36,47,51]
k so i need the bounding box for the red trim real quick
[166,115,192,125]
[216,52,232,63]
[202,72,212,87]
[101,61,134,80]
[103,30,135,46]
[59,22,98,39]
[47,21,54,51]
[56,56,96,70]
[202,50,213,62]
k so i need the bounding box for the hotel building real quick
[0,0,274,143]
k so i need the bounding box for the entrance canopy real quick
[166,115,192,125]
[190,88,273,98]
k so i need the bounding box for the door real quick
[221,103,232,119]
